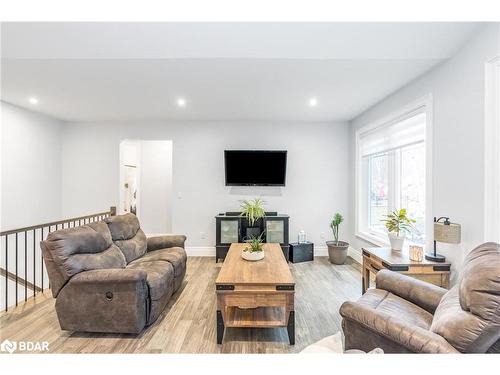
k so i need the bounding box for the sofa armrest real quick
[340,301,458,353]
[55,269,149,334]
[375,269,447,313]
[147,234,186,252]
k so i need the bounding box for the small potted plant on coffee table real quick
[240,198,266,239]
[242,232,265,261]
[381,208,415,251]
[326,213,349,265]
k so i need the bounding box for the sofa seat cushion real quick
[126,261,174,301]
[354,289,433,329]
[130,247,187,278]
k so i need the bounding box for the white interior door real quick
[123,165,138,214]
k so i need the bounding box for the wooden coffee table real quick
[215,243,295,345]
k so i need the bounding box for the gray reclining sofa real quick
[41,213,187,334]
[340,242,500,353]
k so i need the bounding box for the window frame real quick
[354,95,433,249]
[484,56,500,242]
[364,151,390,239]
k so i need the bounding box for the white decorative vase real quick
[241,250,265,261]
[388,233,405,251]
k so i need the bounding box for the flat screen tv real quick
[224,150,287,186]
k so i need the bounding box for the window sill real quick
[355,232,389,247]
[355,231,426,249]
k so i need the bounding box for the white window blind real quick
[359,110,426,157]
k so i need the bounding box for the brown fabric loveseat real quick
[340,242,500,353]
[41,213,187,334]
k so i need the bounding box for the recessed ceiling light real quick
[308,98,318,107]
[176,98,186,107]
[29,97,39,105]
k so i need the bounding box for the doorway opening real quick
[119,140,173,235]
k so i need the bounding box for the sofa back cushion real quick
[41,221,126,297]
[105,213,147,263]
[459,242,500,322]
[431,242,500,352]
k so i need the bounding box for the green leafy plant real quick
[240,198,266,226]
[330,213,344,245]
[244,232,264,253]
[382,208,416,235]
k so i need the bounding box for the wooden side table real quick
[362,247,450,294]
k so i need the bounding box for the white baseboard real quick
[314,246,329,256]
[348,246,362,264]
[185,246,215,256]
[185,245,363,264]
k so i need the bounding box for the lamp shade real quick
[434,222,461,244]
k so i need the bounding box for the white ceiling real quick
[0,22,481,122]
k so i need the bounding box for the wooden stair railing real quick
[0,206,116,311]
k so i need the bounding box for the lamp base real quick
[425,253,446,262]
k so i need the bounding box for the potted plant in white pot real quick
[240,198,266,239]
[382,208,415,251]
[326,213,349,265]
[242,233,265,261]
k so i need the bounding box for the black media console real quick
[215,212,289,262]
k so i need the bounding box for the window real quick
[367,152,388,234]
[399,143,426,243]
[356,100,431,246]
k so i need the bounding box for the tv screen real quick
[224,150,287,186]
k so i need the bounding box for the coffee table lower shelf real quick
[224,306,287,327]
[216,305,295,345]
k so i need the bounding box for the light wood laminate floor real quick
[0,256,361,353]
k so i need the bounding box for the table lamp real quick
[425,216,461,262]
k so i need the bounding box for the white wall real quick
[138,140,173,234]
[120,140,140,166]
[1,101,63,229]
[61,121,352,254]
[350,23,500,280]
[0,101,62,309]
